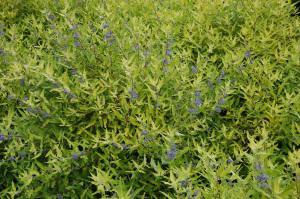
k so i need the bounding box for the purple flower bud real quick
[255,163,263,171]
[215,106,221,113]
[73,32,80,39]
[63,89,70,94]
[102,22,109,29]
[57,194,63,199]
[192,190,199,198]
[0,134,5,141]
[23,96,29,101]
[226,158,233,164]
[256,173,269,182]
[42,111,50,119]
[259,182,271,189]
[188,108,198,114]
[220,70,225,78]
[167,144,177,160]
[20,78,25,86]
[7,95,14,100]
[27,107,34,113]
[194,97,202,106]
[74,41,80,47]
[121,143,129,150]
[166,49,171,56]
[219,98,225,105]
[9,156,16,161]
[104,31,113,41]
[72,153,79,160]
[245,50,251,58]
[70,24,78,30]
[155,103,161,109]
[71,69,77,75]
[48,14,55,20]
[194,90,201,97]
[163,58,169,65]
[129,88,138,100]
[191,65,198,73]
[141,130,148,136]
[179,180,188,187]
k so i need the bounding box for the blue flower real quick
[70,24,78,30]
[57,194,63,199]
[259,182,271,189]
[9,156,16,161]
[121,143,129,150]
[74,41,80,47]
[192,190,199,198]
[42,111,50,119]
[48,14,55,20]
[112,143,119,148]
[129,88,138,100]
[191,65,198,73]
[102,22,109,29]
[179,179,188,187]
[167,144,177,160]
[166,49,171,56]
[218,98,225,105]
[141,130,148,136]
[7,95,14,100]
[0,134,5,141]
[104,31,113,41]
[194,97,202,106]
[194,90,201,97]
[255,163,263,171]
[72,153,79,160]
[23,96,29,101]
[71,68,77,75]
[73,32,80,39]
[215,106,221,113]
[20,78,25,86]
[220,69,225,78]
[163,58,169,65]
[27,107,34,113]
[188,108,198,114]
[245,50,251,58]
[256,173,269,182]
[226,158,233,164]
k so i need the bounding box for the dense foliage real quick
[0,0,300,198]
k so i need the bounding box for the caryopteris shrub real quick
[0,0,300,198]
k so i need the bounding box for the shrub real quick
[0,0,299,198]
